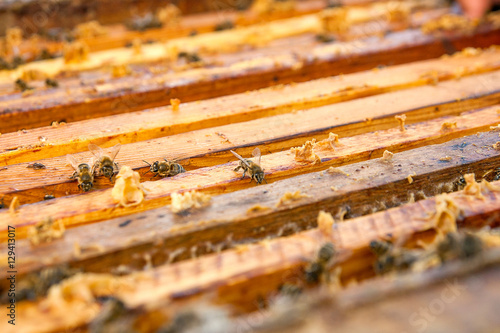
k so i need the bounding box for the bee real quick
[88,144,121,181]
[0,57,10,70]
[67,155,95,191]
[168,160,186,177]
[3,266,77,303]
[369,240,392,256]
[15,78,33,92]
[326,0,343,8]
[143,158,185,177]
[214,20,234,31]
[178,51,202,63]
[45,78,59,88]
[44,193,55,200]
[369,240,418,275]
[453,175,467,191]
[494,170,500,181]
[278,283,303,299]
[315,33,335,43]
[304,242,336,284]
[230,148,267,184]
[436,231,483,263]
[27,162,46,170]
[89,297,131,333]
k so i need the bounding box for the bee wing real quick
[66,154,80,170]
[88,157,96,174]
[252,147,262,166]
[88,143,104,160]
[107,144,121,162]
[230,150,251,168]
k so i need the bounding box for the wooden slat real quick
[1,70,500,205]
[2,129,500,282]
[1,47,499,165]
[1,110,499,239]
[0,0,304,35]
[2,25,499,133]
[0,0,440,63]
[4,177,500,333]
[0,14,323,82]
[7,0,327,56]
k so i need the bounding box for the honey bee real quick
[278,283,303,299]
[27,162,46,170]
[89,297,130,333]
[369,240,418,275]
[453,174,467,191]
[230,148,267,184]
[305,242,336,284]
[88,144,121,181]
[15,78,33,92]
[214,20,235,31]
[67,155,95,191]
[3,265,77,303]
[143,158,185,177]
[436,231,483,263]
[45,78,59,88]
[492,168,500,181]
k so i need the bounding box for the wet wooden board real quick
[2,24,499,133]
[3,177,500,333]
[1,47,499,165]
[1,70,499,205]
[2,129,500,285]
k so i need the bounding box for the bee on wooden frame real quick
[67,155,95,192]
[27,162,46,170]
[436,231,483,263]
[305,242,336,284]
[230,148,267,184]
[369,239,419,275]
[10,266,77,303]
[88,144,121,181]
[143,158,185,177]
[44,190,55,200]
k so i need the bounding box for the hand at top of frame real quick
[458,0,500,19]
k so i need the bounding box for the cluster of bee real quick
[1,266,77,303]
[67,143,189,191]
[14,77,59,92]
[67,143,121,192]
[436,231,483,262]
[304,242,336,284]
[0,55,24,71]
[370,231,484,275]
[231,148,267,185]
[370,240,419,275]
